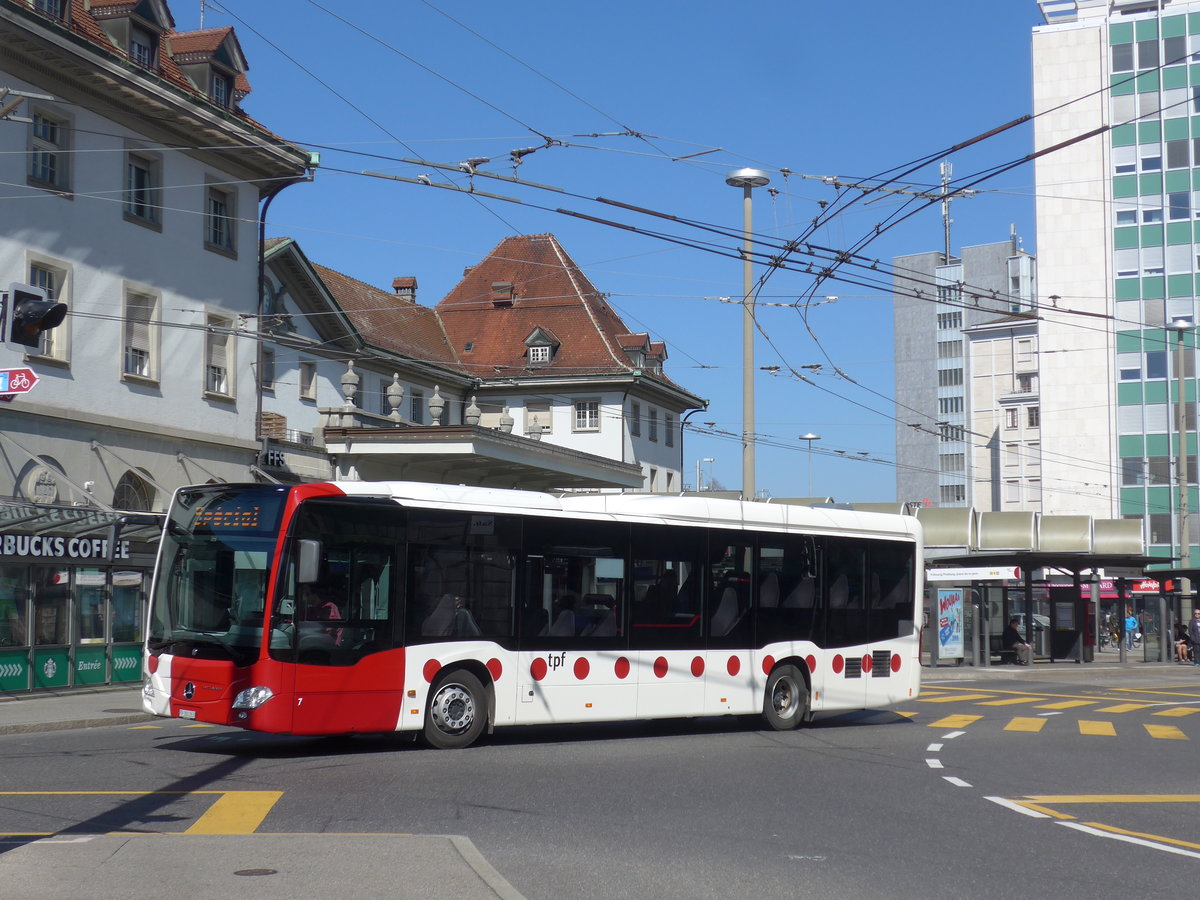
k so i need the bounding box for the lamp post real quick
[1168,318,1195,578]
[799,433,821,496]
[726,168,770,501]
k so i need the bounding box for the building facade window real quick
[204,314,233,397]
[939,484,966,504]
[630,401,641,437]
[410,390,424,424]
[124,151,162,226]
[29,110,70,192]
[665,414,675,447]
[1027,406,1040,428]
[205,185,235,254]
[574,399,600,432]
[260,348,276,393]
[648,408,658,442]
[937,368,963,387]
[1005,407,1018,430]
[526,401,551,435]
[33,0,67,20]
[938,396,963,414]
[936,311,962,330]
[299,361,316,401]
[528,345,551,365]
[122,291,156,381]
[28,261,68,362]
[937,340,962,359]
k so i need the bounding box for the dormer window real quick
[523,326,560,367]
[34,0,67,22]
[529,345,552,365]
[130,26,158,70]
[491,281,514,306]
[210,72,232,108]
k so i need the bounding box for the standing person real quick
[1002,616,1033,666]
[1188,609,1200,668]
[1125,606,1139,651]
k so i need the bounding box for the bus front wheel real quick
[425,669,488,749]
[762,664,808,731]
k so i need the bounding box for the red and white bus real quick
[142,481,922,748]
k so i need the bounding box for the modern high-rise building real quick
[1034,0,1200,560]
[893,237,1037,509]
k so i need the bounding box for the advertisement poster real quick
[938,588,964,659]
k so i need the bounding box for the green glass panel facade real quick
[1141,224,1164,246]
[1116,278,1141,300]
[1143,276,1166,298]
[1114,174,1138,197]
[1111,22,1133,43]
[1167,221,1192,244]
[1118,382,1143,405]
[1137,70,1161,93]
[1138,119,1162,142]
[1165,15,1187,38]
[1115,226,1140,249]
[1146,381,1169,403]
[1136,18,1160,40]
[74,645,107,685]
[1112,123,1137,146]
[1147,433,1171,455]
[1166,66,1189,91]
[1140,172,1163,195]
[1120,435,1146,457]
[1112,74,1136,96]
[1170,274,1194,297]
[1166,168,1191,192]
[1117,330,1143,353]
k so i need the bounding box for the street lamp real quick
[799,433,821,496]
[726,168,770,502]
[694,457,715,492]
[1168,317,1195,574]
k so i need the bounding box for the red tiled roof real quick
[437,234,668,380]
[16,2,256,114]
[314,264,460,368]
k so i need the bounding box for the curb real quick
[0,714,154,736]
[446,835,527,900]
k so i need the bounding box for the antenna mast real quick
[940,159,953,263]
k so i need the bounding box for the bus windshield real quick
[147,485,290,665]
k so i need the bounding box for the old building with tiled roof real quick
[0,0,312,690]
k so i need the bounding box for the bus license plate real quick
[179,709,196,719]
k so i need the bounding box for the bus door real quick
[822,538,871,708]
[518,520,633,726]
[631,527,706,719]
[280,510,405,736]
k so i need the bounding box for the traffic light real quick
[5,282,67,349]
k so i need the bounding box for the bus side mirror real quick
[297,539,321,584]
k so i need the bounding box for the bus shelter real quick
[918,508,1160,667]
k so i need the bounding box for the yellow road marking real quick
[1004,717,1046,733]
[1081,821,1200,851]
[185,791,283,835]
[182,724,214,729]
[1094,703,1148,714]
[927,714,982,728]
[978,697,1042,706]
[1115,688,1200,699]
[1151,707,1200,718]
[1015,801,1075,820]
[1144,724,1188,740]
[1035,700,1094,710]
[918,693,995,703]
[0,791,283,837]
[894,711,918,719]
[1078,720,1116,736]
[1026,794,1200,804]
[128,725,162,730]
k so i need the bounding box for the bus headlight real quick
[232,686,275,709]
[142,680,155,702]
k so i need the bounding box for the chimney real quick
[392,276,417,303]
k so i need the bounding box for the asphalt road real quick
[1,669,1198,899]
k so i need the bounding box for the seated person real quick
[301,584,343,645]
[1001,616,1032,665]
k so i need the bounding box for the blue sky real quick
[189,0,1046,500]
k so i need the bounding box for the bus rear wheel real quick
[762,664,808,731]
[424,669,487,749]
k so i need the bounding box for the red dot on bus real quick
[653,656,669,678]
[805,655,816,673]
[761,655,775,675]
[891,653,902,673]
[423,659,441,683]
[147,655,159,674]
[690,656,704,678]
[862,654,873,673]
[832,654,845,674]
[574,657,590,680]
[727,655,741,676]
[487,658,503,681]
[615,657,630,679]
[531,658,548,681]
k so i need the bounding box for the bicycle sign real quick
[0,367,39,395]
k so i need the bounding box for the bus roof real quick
[330,481,921,542]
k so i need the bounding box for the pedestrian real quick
[1187,609,1200,667]
[1125,606,1139,651]
[1002,616,1032,666]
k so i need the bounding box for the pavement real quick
[0,654,1193,900]
[0,685,525,900]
